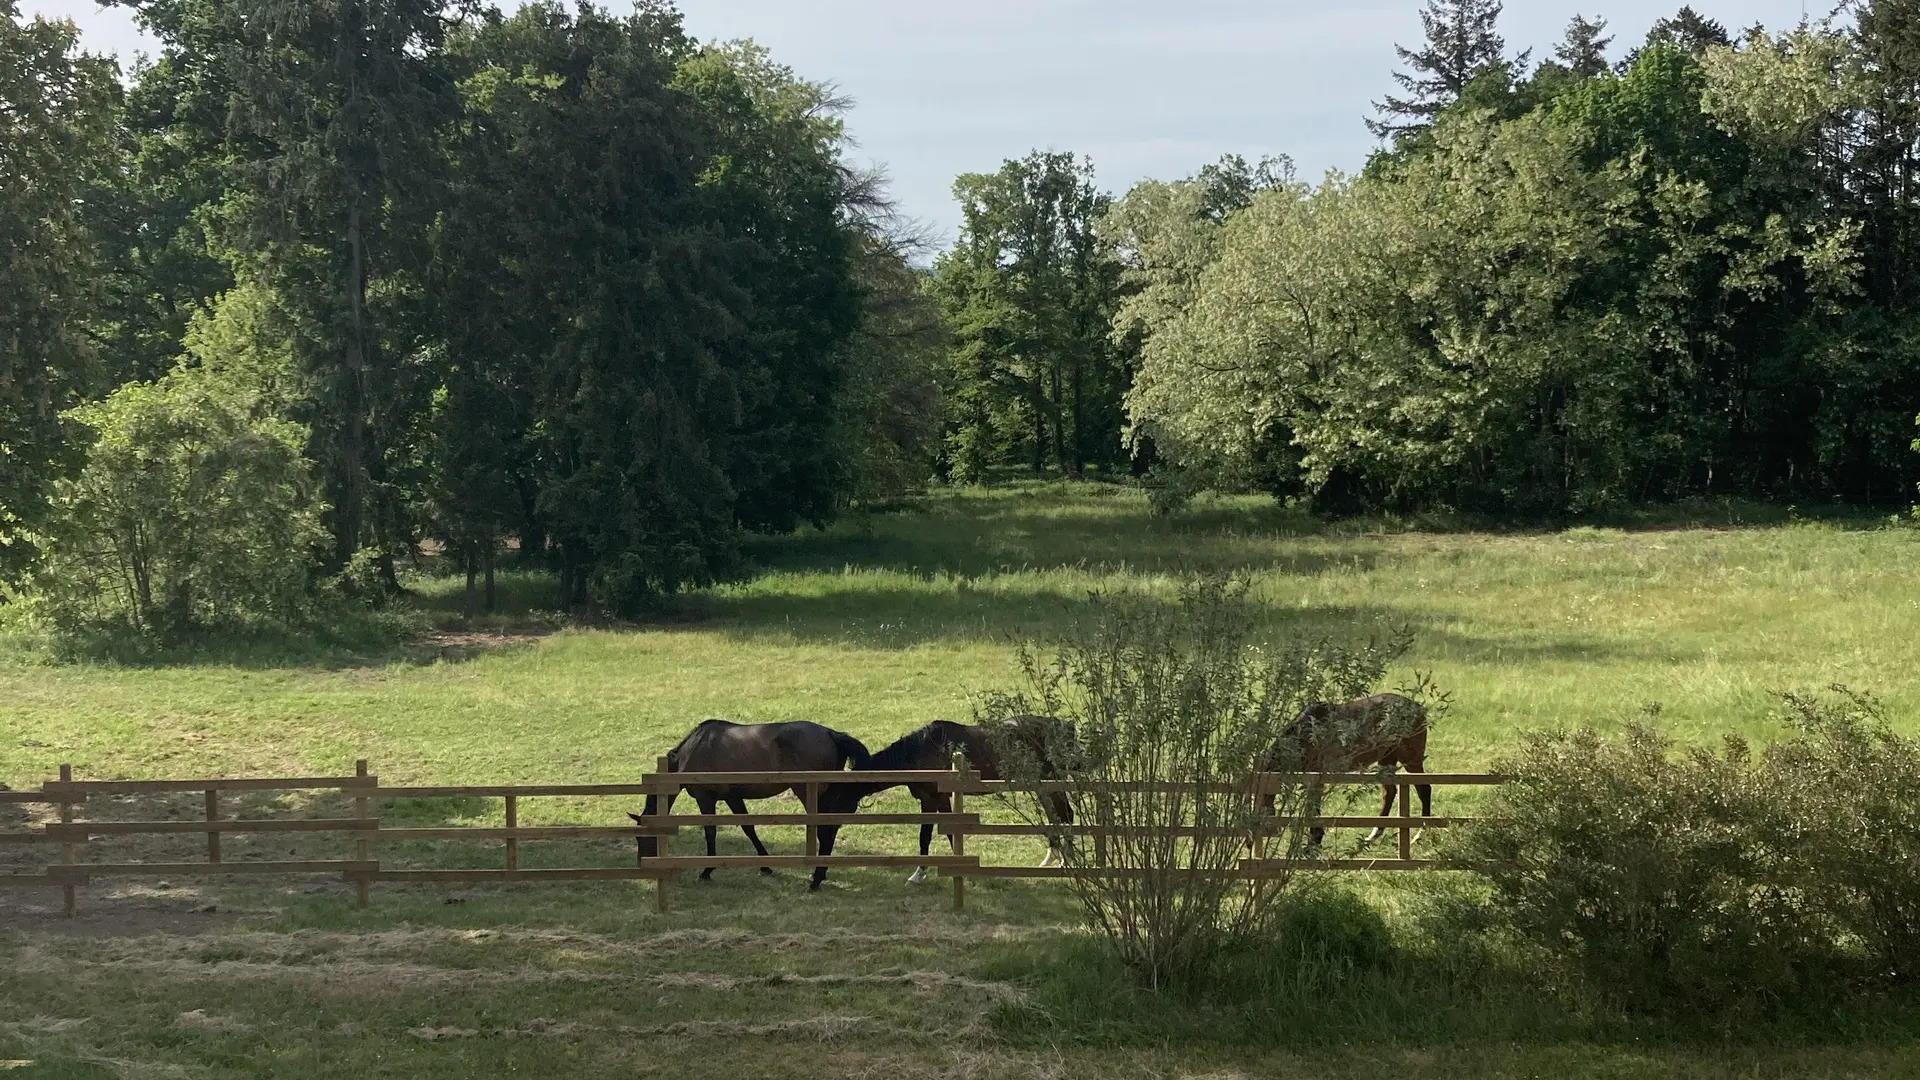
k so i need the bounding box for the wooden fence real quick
[0,760,1503,913]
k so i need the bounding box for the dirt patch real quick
[174,1010,248,1033]
[407,1026,479,1040]
[403,627,552,665]
[0,894,242,939]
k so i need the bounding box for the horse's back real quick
[675,719,846,800]
[1326,693,1427,767]
[1280,693,1427,771]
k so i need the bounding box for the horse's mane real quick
[866,721,958,771]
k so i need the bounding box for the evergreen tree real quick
[132,0,465,578]
[430,3,869,613]
[1645,7,1732,55]
[1554,15,1614,79]
[0,3,119,582]
[1370,0,1515,139]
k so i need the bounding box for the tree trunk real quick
[1031,400,1047,475]
[336,200,368,568]
[1069,350,1086,478]
[484,543,496,614]
[464,551,476,619]
[1050,360,1068,475]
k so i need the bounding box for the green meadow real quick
[4,484,1920,1079]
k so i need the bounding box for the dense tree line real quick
[1120,0,1920,514]
[945,2,1920,514]
[10,0,1920,639]
[931,152,1133,481]
[0,0,941,633]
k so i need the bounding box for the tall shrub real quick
[1452,694,1920,1013]
[39,357,326,642]
[1765,687,1920,981]
[983,577,1409,988]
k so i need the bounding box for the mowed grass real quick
[4,482,1920,1078]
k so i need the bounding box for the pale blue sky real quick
[29,0,1819,243]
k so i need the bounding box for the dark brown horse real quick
[812,715,1077,889]
[1261,692,1431,849]
[628,719,870,880]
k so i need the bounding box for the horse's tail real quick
[831,729,872,770]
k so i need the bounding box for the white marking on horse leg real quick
[1039,845,1062,868]
[1363,827,1384,845]
[906,866,927,885]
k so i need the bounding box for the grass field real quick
[4,483,1920,1078]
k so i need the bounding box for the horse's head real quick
[628,811,661,860]
[816,782,866,816]
[1271,703,1334,769]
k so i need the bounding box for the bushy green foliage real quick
[1766,687,1920,981]
[983,575,1410,988]
[1121,19,1919,515]
[1451,719,1812,1011]
[37,289,326,642]
[826,233,946,505]
[931,151,1132,481]
[1455,689,1920,1012]
[0,2,119,580]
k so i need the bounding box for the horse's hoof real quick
[759,867,774,876]
[807,881,822,893]
[698,870,714,882]
[906,869,927,885]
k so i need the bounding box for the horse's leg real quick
[908,789,945,885]
[1249,792,1275,855]
[1040,789,1071,867]
[810,823,839,891]
[727,796,773,876]
[1410,753,1433,847]
[1364,780,1395,845]
[796,783,840,891]
[696,795,719,881]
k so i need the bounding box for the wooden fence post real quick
[58,763,75,917]
[504,795,518,872]
[205,788,221,865]
[652,755,670,914]
[950,764,968,912]
[354,760,370,906]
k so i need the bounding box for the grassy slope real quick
[4,483,1920,1078]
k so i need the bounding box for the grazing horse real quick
[812,715,1077,890]
[1260,692,1430,849]
[628,719,870,880]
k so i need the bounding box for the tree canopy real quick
[1119,4,1920,515]
[8,0,1920,640]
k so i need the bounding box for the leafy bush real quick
[37,356,328,643]
[1451,719,1815,1012]
[1454,691,1920,1013]
[1765,687,1920,981]
[982,575,1410,988]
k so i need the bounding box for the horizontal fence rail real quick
[0,761,1501,913]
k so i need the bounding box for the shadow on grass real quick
[741,487,1345,579]
[683,581,1703,666]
